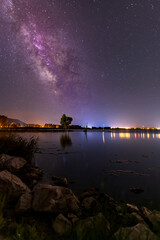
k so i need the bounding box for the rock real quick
[32,179,38,185]
[130,187,144,194]
[53,213,72,236]
[80,188,98,199]
[67,213,79,224]
[114,223,159,240]
[26,172,39,180]
[81,196,97,211]
[52,176,68,187]
[141,207,160,234]
[115,204,123,213]
[130,212,145,224]
[0,170,30,198]
[25,173,39,187]
[15,192,32,212]
[141,206,152,217]
[32,184,80,214]
[75,213,110,239]
[126,203,139,213]
[24,167,43,187]
[147,211,160,234]
[29,167,43,177]
[0,154,26,173]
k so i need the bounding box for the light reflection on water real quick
[109,132,160,140]
[16,131,160,210]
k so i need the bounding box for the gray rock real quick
[114,223,159,240]
[32,184,80,214]
[0,170,30,198]
[0,154,26,173]
[53,213,72,236]
[15,192,32,212]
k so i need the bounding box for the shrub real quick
[0,134,37,163]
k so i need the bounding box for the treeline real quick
[0,115,82,129]
[0,115,20,128]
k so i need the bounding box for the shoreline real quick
[0,128,160,133]
[0,154,160,239]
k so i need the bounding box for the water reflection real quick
[84,130,88,141]
[60,133,72,150]
[110,132,160,140]
[111,132,116,139]
[31,131,160,209]
[102,132,105,144]
[119,133,130,139]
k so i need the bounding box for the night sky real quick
[1,0,160,127]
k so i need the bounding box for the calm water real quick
[19,131,160,209]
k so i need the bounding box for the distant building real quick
[44,123,56,128]
[26,124,41,128]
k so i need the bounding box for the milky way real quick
[0,0,80,96]
[1,0,160,126]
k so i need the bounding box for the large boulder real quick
[75,213,110,240]
[141,207,160,234]
[0,154,26,173]
[15,192,32,213]
[81,196,97,211]
[53,213,72,236]
[114,223,159,240]
[0,170,30,198]
[32,184,80,214]
[130,212,145,224]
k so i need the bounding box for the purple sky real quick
[0,0,160,127]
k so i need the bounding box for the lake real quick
[19,131,160,210]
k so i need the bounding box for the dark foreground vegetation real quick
[0,135,160,240]
[0,135,37,163]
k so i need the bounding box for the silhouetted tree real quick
[0,115,8,127]
[60,114,73,129]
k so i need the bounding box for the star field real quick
[0,0,160,126]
